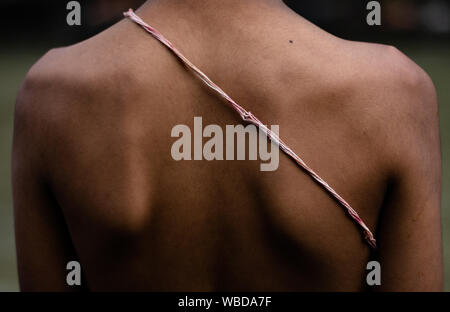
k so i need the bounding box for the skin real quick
[13,0,442,291]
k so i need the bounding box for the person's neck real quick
[136,0,288,26]
[141,0,284,10]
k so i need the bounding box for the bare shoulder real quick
[16,18,173,122]
[339,40,440,173]
[17,30,122,110]
[13,35,123,161]
[15,48,74,133]
[16,25,128,132]
[14,46,92,148]
[347,41,437,114]
[333,40,438,134]
[302,38,441,181]
[13,19,172,172]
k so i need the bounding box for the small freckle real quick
[289,40,293,44]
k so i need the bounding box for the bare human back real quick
[13,0,442,291]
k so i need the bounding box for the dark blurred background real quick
[0,0,449,291]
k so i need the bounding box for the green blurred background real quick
[0,0,448,291]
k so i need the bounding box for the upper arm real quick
[12,62,82,291]
[375,54,442,291]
